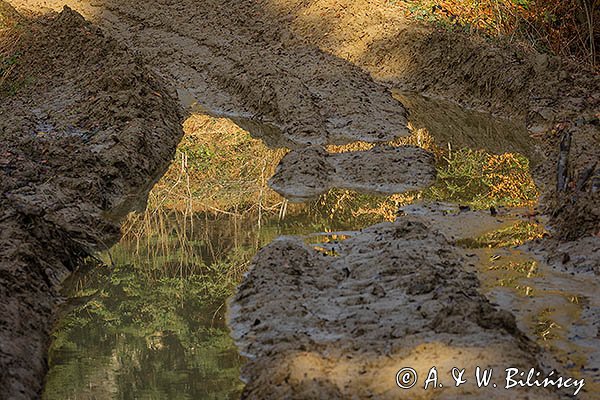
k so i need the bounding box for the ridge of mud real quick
[228,217,563,399]
[0,5,183,398]
[8,0,411,148]
[269,145,436,201]
[10,0,597,240]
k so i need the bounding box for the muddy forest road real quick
[11,0,599,233]
[2,0,599,398]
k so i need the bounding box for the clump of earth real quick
[269,145,436,201]
[229,217,567,399]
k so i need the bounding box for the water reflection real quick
[459,221,600,387]
[393,90,537,162]
[43,205,389,400]
[45,100,553,398]
[44,259,244,400]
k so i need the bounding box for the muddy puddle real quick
[43,195,396,399]
[473,245,600,387]
[401,203,600,391]
[45,93,598,398]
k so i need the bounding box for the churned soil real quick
[228,217,565,399]
[9,0,598,239]
[2,0,599,398]
[0,4,182,398]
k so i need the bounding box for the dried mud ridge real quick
[229,218,563,399]
[0,5,182,398]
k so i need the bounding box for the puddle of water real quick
[44,262,244,400]
[43,204,388,400]
[402,202,600,389]
[45,92,597,398]
[457,222,600,389]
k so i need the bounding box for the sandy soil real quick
[0,4,182,397]
[2,0,598,398]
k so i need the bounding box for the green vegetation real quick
[424,148,538,210]
[44,220,248,399]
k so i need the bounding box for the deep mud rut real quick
[9,0,598,236]
[0,4,182,397]
[1,0,599,398]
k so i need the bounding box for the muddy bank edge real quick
[0,5,183,398]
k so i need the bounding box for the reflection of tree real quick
[44,260,245,400]
[45,124,540,398]
[45,204,379,399]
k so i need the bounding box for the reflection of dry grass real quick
[459,221,546,248]
[426,147,539,209]
[486,152,538,202]
[317,127,435,223]
[327,126,539,212]
[140,115,538,233]
[534,308,561,341]
[143,118,438,228]
[352,192,421,221]
[326,124,440,156]
[150,114,287,214]
[118,207,256,287]
[309,189,421,226]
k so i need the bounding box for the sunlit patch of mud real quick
[261,342,547,399]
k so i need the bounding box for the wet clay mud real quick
[1,0,599,398]
[228,217,566,399]
[0,4,182,397]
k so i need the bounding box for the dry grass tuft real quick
[400,0,599,68]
